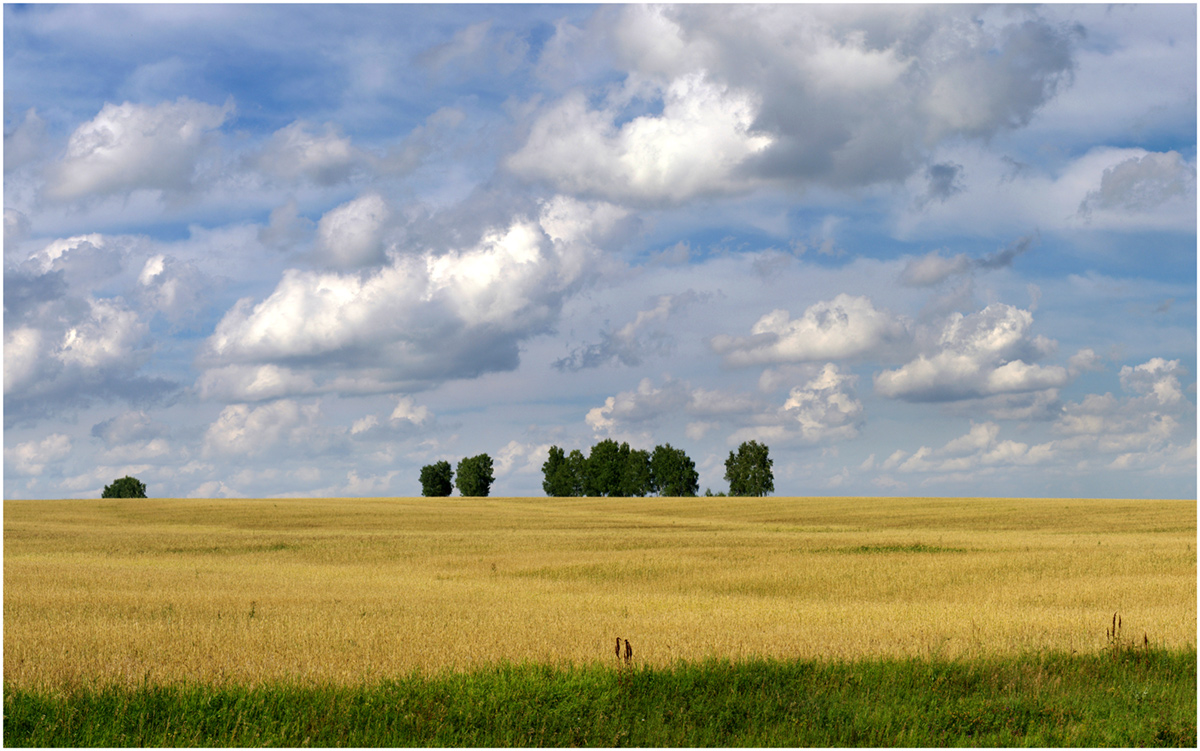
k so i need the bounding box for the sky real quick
[3,3,1196,500]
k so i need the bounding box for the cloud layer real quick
[3,4,1193,500]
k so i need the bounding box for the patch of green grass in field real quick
[6,648,1194,747]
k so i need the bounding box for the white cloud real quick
[878,357,1195,484]
[508,71,772,204]
[1079,151,1196,217]
[5,433,72,476]
[46,97,233,200]
[900,250,972,287]
[196,364,318,403]
[590,365,863,447]
[255,120,364,185]
[315,193,391,267]
[782,364,863,439]
[493,439,553,478]
[874,303,1069,402]
[201,400,320,458]
[1118,357,1185,405]
[56,297,148,370]
[199,198,605,400]
[594,5,1077,191]
[4,327,45,396]
[389,396,431,426]
[586,377,692,433]
[895,146,1197,238]
[711,294,909,367]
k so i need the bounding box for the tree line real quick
[417,439,774,498]
[98,440,774,499]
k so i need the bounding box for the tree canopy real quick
[419,460,454,497]
[651,443,699,497]
[724,440,774,497]
[455,454,494,497]
[102,475,147,498]
[541,441,699,497]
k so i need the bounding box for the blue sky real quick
[4,3,1196,499]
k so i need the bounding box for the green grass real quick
[5,648,1195,747]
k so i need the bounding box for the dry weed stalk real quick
[1106,611,1151,658]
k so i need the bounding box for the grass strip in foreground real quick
[4,649,1195,747]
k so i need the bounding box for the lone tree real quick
[455,453,494,497]
[650,443,699,497]
[102,475,147,498]
[724,440,774,497]
[419,460,454,497]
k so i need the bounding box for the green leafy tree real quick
[419,460,454,497]
[102,475,147,498]
[724,440,774,497]
[542,446,567,496]
[585,439,628,497]
[620,448,654,497]
[455,454,495,497]
[564,449,587,496]
[542,446,585,497]
[650,444,699,497]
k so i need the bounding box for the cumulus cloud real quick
[730,363,864,446]
[586,377,693,433]
[584,5,1078,191]
[254,120,365,185]
[314,193,391,268]
[886,420,1056,475]
[198,197,612,400]
[202,399,322,458]
[136,253,214,326]
[5,433,72,476]
[508,71,772,204]
[873,356,1195,485]
[874,303,1069,402]
[711,294,909,367]
[589,365,863,447]
[46,97,233,200]
[1078,151,1196,217]
[4,296,173,424]
[389,395,431,426]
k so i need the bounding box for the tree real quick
[724,440,774,497]
[564,449,587,497]
[620,448,654,497]
[543,446,590,497]
[542,446,568,496]
[650,444,699,497]
[419,460,454,497]
[102,475,147,498]
[455,454,494,497]
[585,439,627,497]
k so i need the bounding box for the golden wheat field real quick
[4,495,1195,691]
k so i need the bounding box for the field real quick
[4,495,1196,745]
[5,495,1194,688]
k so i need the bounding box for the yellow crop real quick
[4,496,1194,691]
